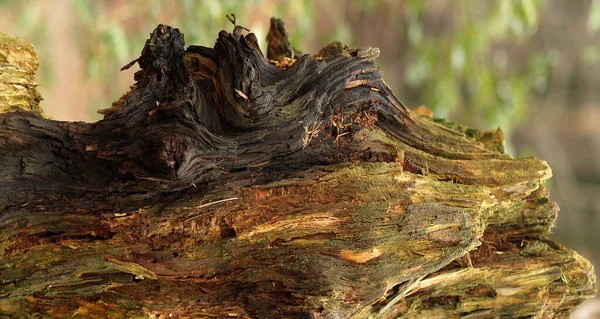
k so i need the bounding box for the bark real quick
[0,20,595,319]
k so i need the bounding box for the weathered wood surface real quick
[0,19,595,319]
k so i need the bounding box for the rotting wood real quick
[0,17,595,318]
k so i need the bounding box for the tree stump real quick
[0,19,595,319]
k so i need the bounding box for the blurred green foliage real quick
[401,0,552,134]
[585,0,600,64]
[0,0,552,133]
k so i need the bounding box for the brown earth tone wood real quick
[0,18,596,319]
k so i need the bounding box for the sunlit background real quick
[1,0,598,316]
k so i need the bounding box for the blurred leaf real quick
[520,0,539,27]
[107,23,129,64]
[451,45,465,72]
[583,45,600,64]
[357,0,379,12]
[406,55,431,87]
[73,0,94,24]
[589,0,600,32]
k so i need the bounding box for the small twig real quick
[248,161,270,168]
[421,162,429,175]
[334,131,350,145]
[227,13,250,38]
[184,197,239,223]
[226,14,236,25]
[377,189,392,214]
[466,251,473,268]
[234,88,248,100]
[302,120,323,149]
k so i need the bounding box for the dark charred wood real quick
[267,17,300,61]
[1,22,415,211]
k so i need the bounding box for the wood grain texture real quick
[0,19,595,318]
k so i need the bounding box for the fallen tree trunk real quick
[0,18,595,318]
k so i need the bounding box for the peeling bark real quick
[0,19,595,319]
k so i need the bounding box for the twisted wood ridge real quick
[0,19,595,318]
